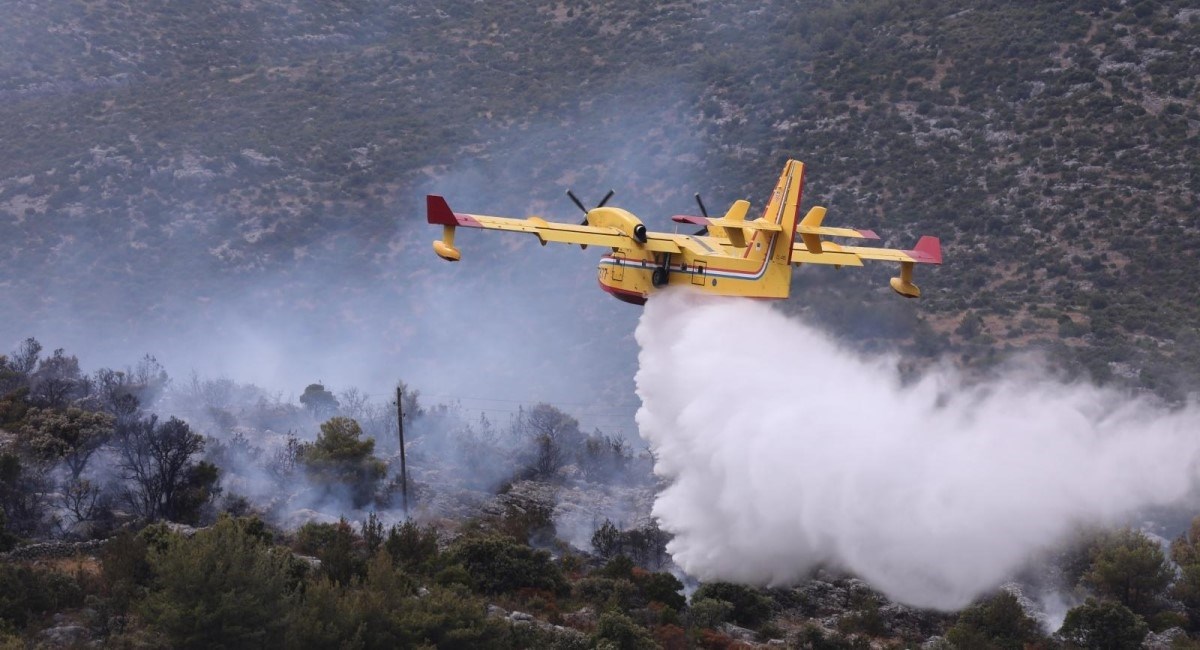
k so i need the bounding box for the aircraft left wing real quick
[791,235,942,298]
[427,195,680,261]
[789,236,942,266]
[841,236,942,264]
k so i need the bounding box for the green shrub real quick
[945,591,1043,650]
[575,576,636,610]
[692,582,772,628]
[140,516,299,649]
[294,518,365,586]
[601,555,635,580]
[446,535,567,596]
[384,519,440,573]
[592,611,657,650]
[299,417,386,508]
[1171,516,1200,629]
[1059,598,1148,649]
[0,564,84,629]
[286,552,511,649]
[638,572,685,612]
[435,563,472,589]
[837,594,887,637]
[1084,528,1173,617]
[688,598,733,629]
[99,528,153,613]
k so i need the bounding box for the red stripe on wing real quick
[426,195,482,227]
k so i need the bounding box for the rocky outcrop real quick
[38,623,91,648]
[791,575,949,640]
[1142,627,1187,650]
[485,603,589,645]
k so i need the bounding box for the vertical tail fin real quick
[765,159,805,265]
[735,159,806,300]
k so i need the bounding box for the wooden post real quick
[396,385,409,514]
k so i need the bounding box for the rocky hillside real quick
[2,0,1199,399]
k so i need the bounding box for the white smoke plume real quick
[635,289,1200,610]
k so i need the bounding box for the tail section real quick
[764,160,805,266]
[797,206,827,254]
[737,159,805,299]
[718,199,750,247]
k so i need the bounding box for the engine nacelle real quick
[586,207,649,244]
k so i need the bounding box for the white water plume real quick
[634,289,1200,610]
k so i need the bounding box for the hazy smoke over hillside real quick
[635,289,1200,610]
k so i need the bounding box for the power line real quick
[357,391,641,410]
[465,408,636,419]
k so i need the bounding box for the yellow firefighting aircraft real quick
[427,159,941,305]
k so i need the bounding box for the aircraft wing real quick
[841,236,942,264]
[428,195,681,254]
[790,236,942,266]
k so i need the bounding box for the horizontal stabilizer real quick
[710,218,781,232]
[796,225,880,240]
[669,215,782,232]
[794,206,878,239]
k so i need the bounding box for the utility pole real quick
[396,385,409,515]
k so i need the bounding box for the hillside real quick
[1,0,1199,400]
[4,2,1200,647]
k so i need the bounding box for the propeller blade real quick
[692,194,710,235]
[597,189,615,208]
[566,190,587,214]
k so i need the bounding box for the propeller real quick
[566,189,615,249]
[567,189,614,226]
[693,193,710,236]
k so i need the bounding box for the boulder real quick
[564,606,597,630]
[508,610,535,624]
[719,622,757,642]
[38,624,90,648]
[1142,627,1187,650]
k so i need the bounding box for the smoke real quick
[635,289,1200,610]
[3,0,717,440]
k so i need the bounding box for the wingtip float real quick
[428,160,942,304]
